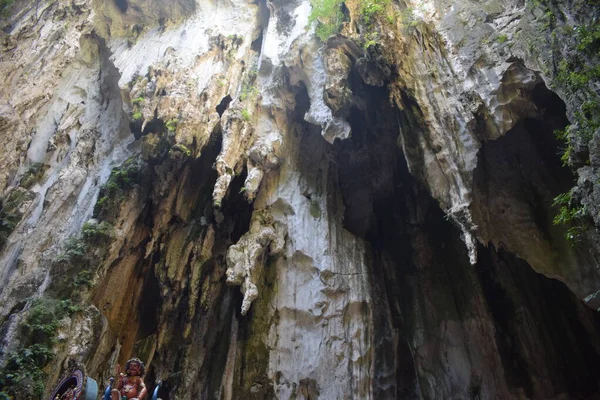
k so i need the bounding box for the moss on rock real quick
[0,188,33,251]
[94,156,145,221]
[0,298,80,399]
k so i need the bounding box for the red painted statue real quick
[111,358,148,400]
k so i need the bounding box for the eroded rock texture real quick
[0,0,600,399]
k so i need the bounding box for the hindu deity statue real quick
[111,358,148,400]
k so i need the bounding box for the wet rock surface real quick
[0,0,599,399]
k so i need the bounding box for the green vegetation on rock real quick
[538,3,600,240]
[131,93,146,121]
[169,143,192,157]
[308,0,394,41]
[552,191,588,241]
[360,0,390,26]
[239,67,259,105]
[241,109,251,122]
[0,0,13,18]
[0,187,119,397]
[239,68,259,101]
[0,299,80,399]
[552,18,600,150]
[95,156,143,220]
[50,220,113,299]
[165,118,178,132]
[20,163,47,189]
[397,5,424,33]
[0,189,31,251]
[309,0,344,41]
[132,111,143,121]
[239,86,258,102]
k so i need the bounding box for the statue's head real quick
[125,358,145,377]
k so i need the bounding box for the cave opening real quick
[161,123,253,398]
[87,120,253,399]
[221,168,253,242]
[472,111,572,236]
[115,0,128,13]
[476,244,600,398]
[251,32,264,53]
[129,115,168,140]
[470,81,600,298]
[332,71,456,398]
[138,260,161,338]
[216,95,232,117]
[332,67,600,398]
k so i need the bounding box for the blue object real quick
[103,377,114,400]
[151,381,162,400]
[84,378,98,400]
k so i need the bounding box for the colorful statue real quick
[48,364,98,400]
[55,386,76,400]
[111,358,148,400]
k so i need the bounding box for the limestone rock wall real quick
[0,0,599,399]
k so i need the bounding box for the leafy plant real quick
[0,299,79,399]
[0,190,30,250]
[239,67,260,102]
[401,7,419,26]
[52,221,113,297]
[309,0,344,41]
[575,23,600,52]
[360,0,390,26]
[94,156,143,219]
[165,118,178,132]
[56,237,87,264]
[240,85,259,102]
[542,14,600,234]
[132,96,145,106]
[82,220,114,242]
[552,191,588,241]
[497,34,508,43]
[20,162,46,189]
[364,39,377,49]
[241,109,251,121]
[132,111,143,121]
[0,0,14,18]
[75,269,93,287]
[170,143,192,157]
[363,32,380,50]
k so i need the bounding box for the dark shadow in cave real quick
[115,0,128,13]
[333,72,427,398]
[473,82,572,229]
[89,119,254,399]
[334,68,600,397]
[129,115,167,140]
[216,95,232,117]
[138,259,161,339]
[472,112,572,237]
[471,82,599,300]
[476,243,600,398]
[221,168,253,242]
[181,128,253,398]
[337,89,481,397]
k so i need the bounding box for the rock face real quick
[0,0,599,399]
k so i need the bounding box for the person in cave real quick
[111,358,148,400]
